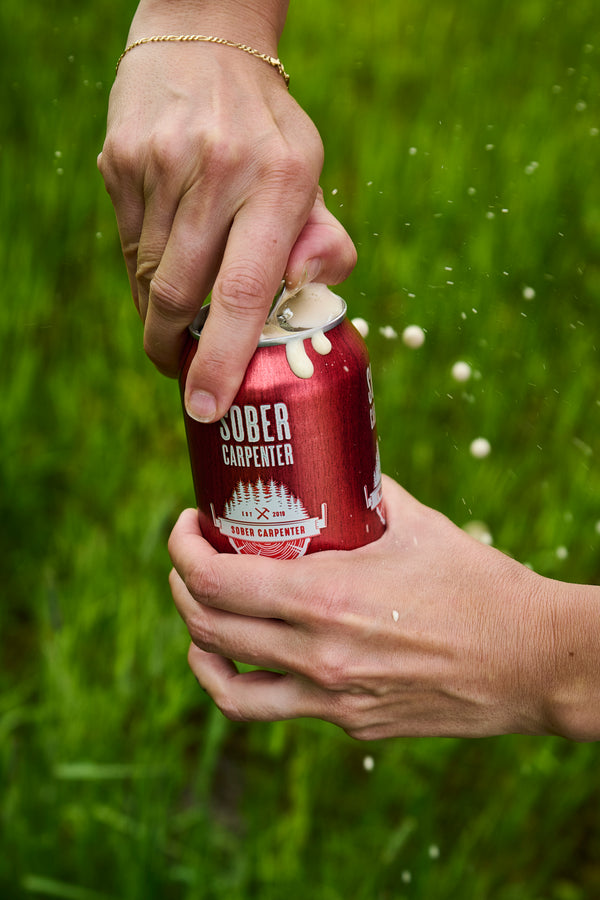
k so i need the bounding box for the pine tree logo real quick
[211,478,327,559]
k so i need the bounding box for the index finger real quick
[182,183,317,423]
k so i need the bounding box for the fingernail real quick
[186,390,217,423]
[289,258,322,290]
[304,258,322,284]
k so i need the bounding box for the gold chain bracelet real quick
[115,34,289,86]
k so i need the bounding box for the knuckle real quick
[102,123,190,190]
[215,265,272,317]
[200,129,242,180]
[216,696,250,723]
[136,264,155,298]
[122,238,140,269]
[311,647,349,692]
[261,148,317,198]
[145,127,193,181]
[185,559,223,605]
[148,123,242,188]
[98,131,141,190]
[142,337,180,378]
[148,272,199,321]
[188,619,221,657]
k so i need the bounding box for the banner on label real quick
[211,503,328,543]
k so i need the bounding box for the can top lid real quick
[189,283,347,346]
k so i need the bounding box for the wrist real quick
[536,578,600,741]
[129,0,289,55]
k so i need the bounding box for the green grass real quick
[2,0,600,897]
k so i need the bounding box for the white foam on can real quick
[263,283,342,378]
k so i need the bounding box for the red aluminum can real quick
[179,285,385,558]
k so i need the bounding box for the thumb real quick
[284,188,357,290]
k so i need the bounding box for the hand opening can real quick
[179,284,386,558]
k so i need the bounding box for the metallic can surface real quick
[179,295,385,558]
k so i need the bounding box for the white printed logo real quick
[211,478,327,559]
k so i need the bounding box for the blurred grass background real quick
[1,0,600,897]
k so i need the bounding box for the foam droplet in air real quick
[352,317,369,338]
[470,437,491,459]
[402,325,425,348]
[451,361,472,382]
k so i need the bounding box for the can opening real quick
[189,284,346,346]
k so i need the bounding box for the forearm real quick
[540,578,600,741]
[128,0,291,52]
